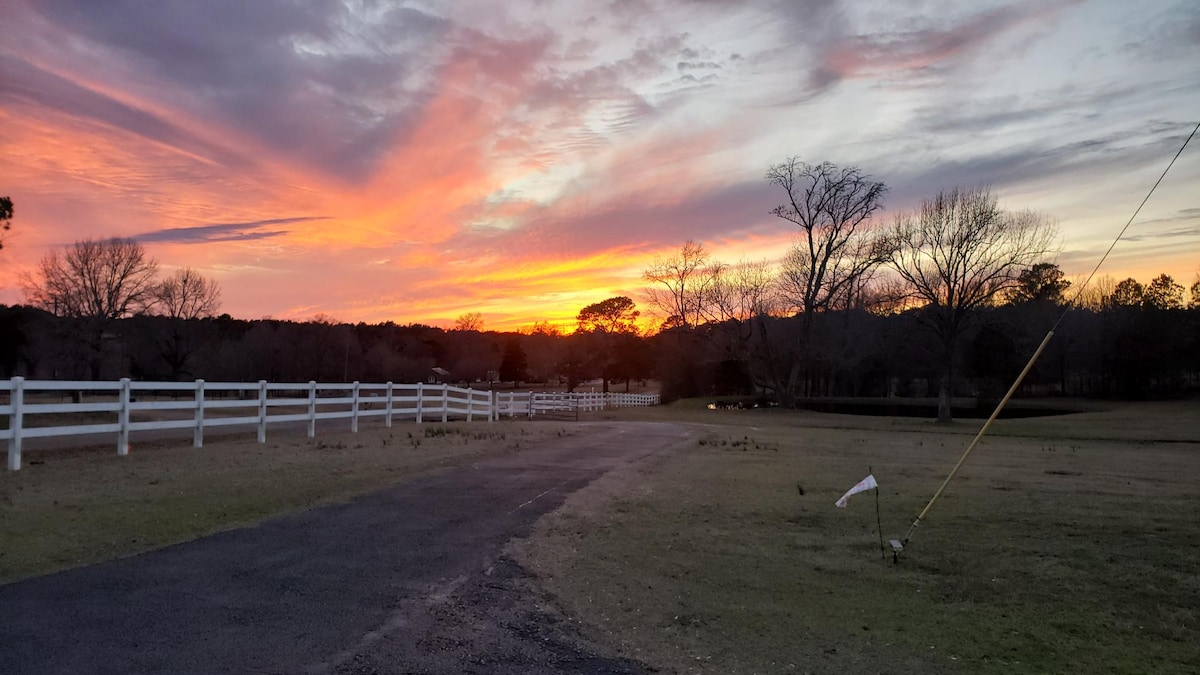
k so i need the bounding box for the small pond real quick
[709,398,1079,419]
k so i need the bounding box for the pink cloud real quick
[823,1,1084,81]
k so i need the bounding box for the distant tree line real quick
[4,189,1196,417]
[647,262,1198,406]
[0,300,653,391]
[6,237,651,389]
[642,161,1198,419]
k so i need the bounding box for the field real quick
[514,399,1200,674]
[0,419,572,584]
[3,398,1198,673]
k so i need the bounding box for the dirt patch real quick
[330,556,647,675]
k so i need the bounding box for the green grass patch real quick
[0,419,562,584]
[516,400,1200,674]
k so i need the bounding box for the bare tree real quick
[526,321,563,337]
[886,186,1058,422]
[761,159,889,403]
[642,240,723,330]
[24,237,159,378]
[152,268,222,319]
[1070,274,1115,310]
[25,238,158,319]
[854,273,911,315]
[149,268,222,379]
[768,159,890,317]
[701,259,779,374]
[454,312,484,332]
[704,259,779,325]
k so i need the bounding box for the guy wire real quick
[903,120,1198,549]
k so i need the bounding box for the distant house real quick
[429,367,451,384]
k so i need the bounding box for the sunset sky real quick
[2,0,1197,330]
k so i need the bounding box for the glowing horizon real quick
[1,1,1197,332]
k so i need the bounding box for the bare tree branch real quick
[454,312,484,332]
[642,240,723,330]
[761,159,890,404]
[24,238,158,320]
[22,237,160,379]
[152,268,222,320]
[885,186,1058,421]
[768,159,890,319]
[703,258,779,325]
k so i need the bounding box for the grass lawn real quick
[0,419,570,584]
[513,399,1200,674]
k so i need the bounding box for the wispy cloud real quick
[826,1,1081,81]
[134,217,331,244]
[2,0,1196,328]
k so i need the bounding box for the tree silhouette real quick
[24,238,159,378]
[765,159,889,404]
[1109,278,1144,307]
[576,296,639,334]
[769,159,889,316]
[454,312,484,332]
[0,196,12,250]
[152,268,222,319]
[576,297,642,393]
[1143,274,1184,310]
[498,337,527,383]
[1005,262,1070,305]
[886,187,1057,422]
[150,268,223,379]
[643,241,720,330]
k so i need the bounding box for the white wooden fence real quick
[529,391,660,413]
[0,378,659,470]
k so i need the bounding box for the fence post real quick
[351,381,360,433]
[385,381,394,428]
[441,383,448,423]
[307,381,317,438]
[490,390,496,422]
[257,380,268,443]
[467,386,474,422]
[7,377,24,471]
[194,379,205,448]
[118,377,131,456]
[416,382,424,423]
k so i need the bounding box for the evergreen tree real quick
[498,337,527,383]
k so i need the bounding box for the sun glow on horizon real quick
[1,1,1195,330]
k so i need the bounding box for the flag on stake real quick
[835,474,878,508]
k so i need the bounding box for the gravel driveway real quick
[0,422,693,674]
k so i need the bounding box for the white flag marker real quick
[835,474,878,508]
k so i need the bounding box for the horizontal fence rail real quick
[0,378,659,470]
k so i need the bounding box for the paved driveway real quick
[1,422,694,674]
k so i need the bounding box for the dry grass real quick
[0,419,567,584]
[515,399,1200,674]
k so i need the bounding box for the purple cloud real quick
[135,217,330,244]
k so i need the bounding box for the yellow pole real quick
[902,330,1055,546]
